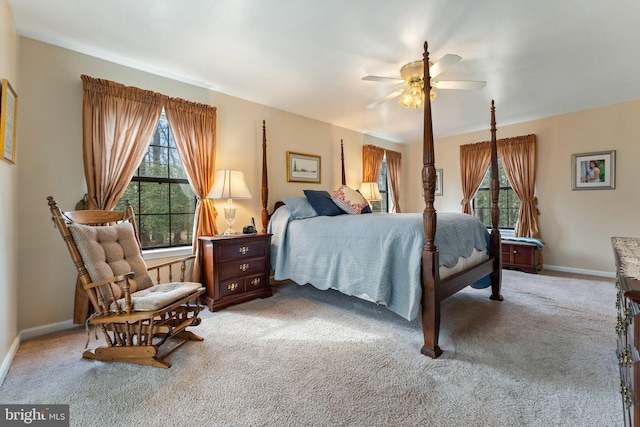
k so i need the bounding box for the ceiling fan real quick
[362,54,486,109]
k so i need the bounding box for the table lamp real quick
[359,181,382,204]
[207,169,252,235]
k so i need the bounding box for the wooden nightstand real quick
[199,234,272,311]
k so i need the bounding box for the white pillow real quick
[330,185,369,214]
[282,196,318,219]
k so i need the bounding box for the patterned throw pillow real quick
[331,185,369,214]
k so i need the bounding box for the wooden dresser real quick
[199,234,272,311]
[612,237,640,426]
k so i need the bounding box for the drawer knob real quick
[239,246,250,255]
[251,278,261,286]
[513,250,517,254]
[240,263,249,272]
[227,283,239,291]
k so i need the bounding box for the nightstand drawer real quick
[217,257,267,279]
[219,277,244,297]
[219,241,266,262]
[245,274,268,290]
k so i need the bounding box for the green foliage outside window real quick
[473,159,520,229]
[115,114,196,249]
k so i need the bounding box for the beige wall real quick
[16,37,406,331]
[0,0,19,372]
[405,100,640,274]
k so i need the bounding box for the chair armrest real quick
[83,272,135,315]
[147,255,195,283]
[147,255,195,271]
[83,272,134,290]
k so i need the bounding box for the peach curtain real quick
[497,134,540,238]
[459,141,491,215]
[77,75,164,323]
[81,75,164,210]
[164,97,218,282]
[362,145,385,182]
[385,149,402,213]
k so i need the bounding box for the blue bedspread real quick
[268,207,490,321]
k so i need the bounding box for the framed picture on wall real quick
[287,151,321,183]
[435,169,443,196]
[0,78,18,164]
[571,150,615,190]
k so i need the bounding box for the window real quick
[115,114,196,249]
[370,157,388,213]
[473,158,520,229]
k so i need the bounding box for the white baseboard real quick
[0,335,20,387]
[0,319,76,386]
[20,319,76,340]
[544,264,616,279]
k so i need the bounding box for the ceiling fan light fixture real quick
[398,82,435,108]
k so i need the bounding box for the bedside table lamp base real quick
[223,198,238,235]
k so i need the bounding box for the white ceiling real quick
[7,0,640,143]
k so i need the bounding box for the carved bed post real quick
[340,139,346,186]
[261,120,269,233]
[419,41,442,359]
[488,101,503,301]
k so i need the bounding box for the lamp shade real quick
[206,170,252,200]
[359,182,382,201]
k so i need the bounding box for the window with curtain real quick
[473,157,520,229]
[115,112,196,249]
[371,157,388,213]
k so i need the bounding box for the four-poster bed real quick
[259,42,502,358]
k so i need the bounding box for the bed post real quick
[340,139,346,186]
[489,101,503,301]
[261,120,269,234]
[419,41,442,359]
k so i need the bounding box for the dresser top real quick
[612,237,640,280]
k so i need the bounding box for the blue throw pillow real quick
[282,197,318,219]
[303,190,345,216]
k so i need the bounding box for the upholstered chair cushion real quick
[111,282,203,312]
[68,221,153,299]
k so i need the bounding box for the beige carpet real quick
[0,270,621,426]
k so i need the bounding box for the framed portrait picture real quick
[287,151,321,183]
[571,150,615,190]
[0,78,18,164]
[435,169,443,196]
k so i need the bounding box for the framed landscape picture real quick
[287,151,321,183]
[571,150,615,190]
[0,78,17,164]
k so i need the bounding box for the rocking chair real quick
[47,196,206,368]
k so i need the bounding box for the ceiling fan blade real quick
[433,80,486,90]
[362,75,404,83]
[429,54,462,79]
[366,89,404,109]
